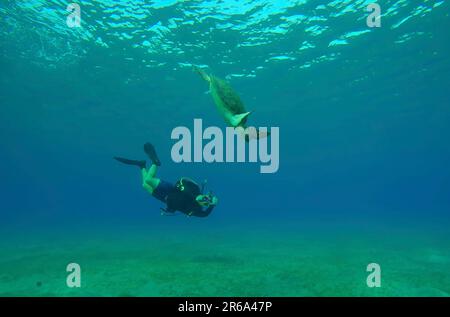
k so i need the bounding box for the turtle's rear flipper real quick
[193,66,210,82]
[230,111,251,127]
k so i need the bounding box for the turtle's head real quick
[193,66,210,82]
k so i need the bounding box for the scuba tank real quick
[175,177,204,197]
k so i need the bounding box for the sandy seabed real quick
[1,220,449,297]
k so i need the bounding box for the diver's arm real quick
[189,205,215,218]
[161,207,176,215]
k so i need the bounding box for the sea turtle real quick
[194,66,252,128]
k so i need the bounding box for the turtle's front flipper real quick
[255,128,270,140]
[230,111,252,127]
[193,66,211,83]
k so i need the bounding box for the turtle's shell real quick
[210,76,247,115]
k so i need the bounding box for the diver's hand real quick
[211,196,218,206]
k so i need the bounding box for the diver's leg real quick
[141,164,160,194]
[141,167,148,183]
[146,164,158,179]
[144,178,161,194]
[141,168,153,193]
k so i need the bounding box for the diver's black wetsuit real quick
[115,143,215,218]
[152,179,214,217]
[162,184,215,217]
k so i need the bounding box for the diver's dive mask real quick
[196,194,213,206]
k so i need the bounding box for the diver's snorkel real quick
[201,179,207,194]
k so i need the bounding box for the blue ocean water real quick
[0,0,449,296]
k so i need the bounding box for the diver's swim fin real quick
[144,142,161,166]
[113,156,146,169]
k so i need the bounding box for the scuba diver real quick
[114,142,218,218]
